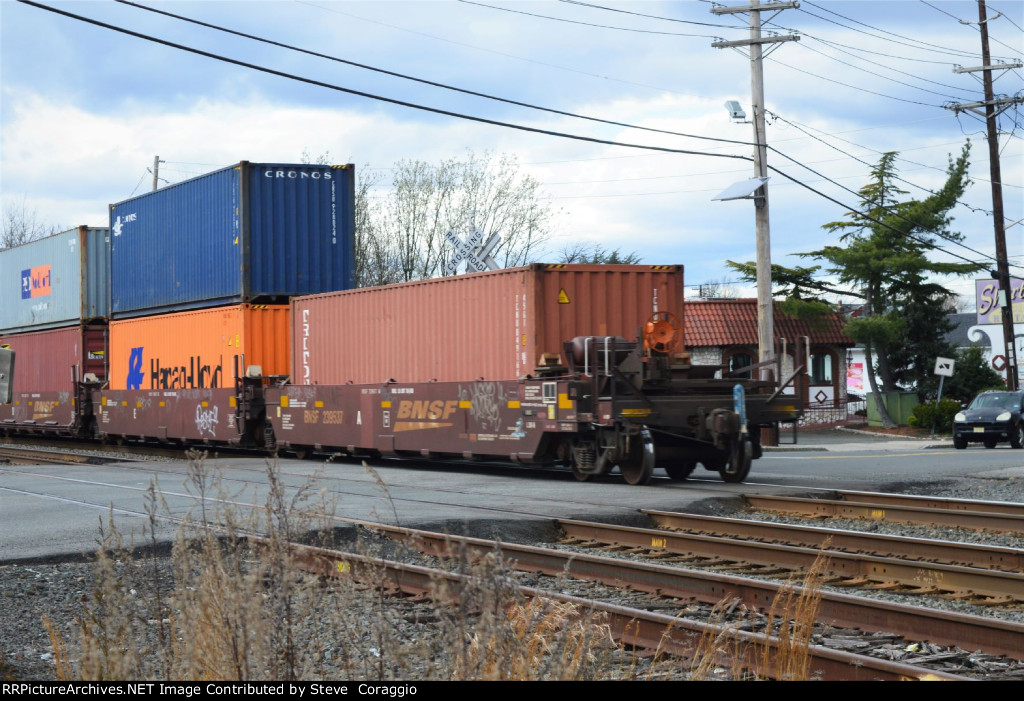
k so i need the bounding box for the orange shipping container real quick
[292,264,684,385]
[109,305,289,390]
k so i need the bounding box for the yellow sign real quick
[557,288,571,304]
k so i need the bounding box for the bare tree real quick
[301,150,557,287]
[697,277,740,299]
[370,151,556,284]
[2,197,60,250]
[557,242,642,264]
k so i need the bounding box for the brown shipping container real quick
[109,305,289,390]
[0,324,107,393]
[292,264,684,385]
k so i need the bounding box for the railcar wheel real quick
[719,437,752,484]
[618,429,655,486]
[293,448,310,460]
[664,461,697,481]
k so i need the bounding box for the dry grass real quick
[686,550,829,681]
[49,452,828,681]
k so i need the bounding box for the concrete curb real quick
[834,426,952,442]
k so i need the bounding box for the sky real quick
[1,0,1022,304]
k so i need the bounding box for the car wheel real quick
[983,439,997,449]
[1011,423,1024,450]
[953,434,967,450]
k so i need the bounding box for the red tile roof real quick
[684,299,854,348]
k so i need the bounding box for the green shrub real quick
[907,399,961,433]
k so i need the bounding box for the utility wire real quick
[794,42,973,101]
[921,0,1024,56]
[115,0,755,149]
[556,0,745,29]
[21,0,1014,272]
[767,143,1010,268]
[20,1,754,163]
[458,0,722,38]
[296,0,689,97]
[767,56,944,107]
[800,0,1016,61]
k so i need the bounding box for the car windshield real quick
[969,393,1018,411]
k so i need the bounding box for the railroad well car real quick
[0,162,801,484]
[1,264,801,485]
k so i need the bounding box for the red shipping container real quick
[292,264,683,385]
[0,324,107,393]
[108,305,290,390]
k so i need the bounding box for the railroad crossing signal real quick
[444,215,501,274]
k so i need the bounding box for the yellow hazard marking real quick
[620,408,652,418]
[335,561,350,574]
[281,396,290,407]
[547,406,555,419]
[508,400,521,409]
[870,509,885,519]
[121,401,127,407]
[229,397,237,407]
[314,400,324,408]
[557,288,571,304]
[200,401,208,408]
[381,400,392,408]
[459,400,472,409]
[159,401,166,407]
[651,537,667,549]
[558,393,573,409]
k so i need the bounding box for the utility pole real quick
[946,0,1022,390]
[712,2,799,384]
[152,155,165,192]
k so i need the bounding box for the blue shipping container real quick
[109,162,355,317]
[0,226,110,333]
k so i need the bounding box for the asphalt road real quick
[1,428,1022,562]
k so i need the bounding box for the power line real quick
[768,142,1010,268]
[767,55,944,107]
[556,0,747,29]
[458,0,722,38]
[20,1,755,163]
[20,0,1017,274]
[295,0,689,97]
[793,42,973,101]
[800,0,1016,62]
[115,0,755,150]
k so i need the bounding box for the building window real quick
[727,351,755,379]
[810,352,834,385]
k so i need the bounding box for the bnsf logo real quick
[21,265,51,299]
[396,400,459,421]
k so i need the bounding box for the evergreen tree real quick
[729,144,982,427]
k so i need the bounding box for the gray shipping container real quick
[0,226,110,333]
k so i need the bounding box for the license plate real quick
[974,427,985,433]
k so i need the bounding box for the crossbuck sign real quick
[444,217,500,274]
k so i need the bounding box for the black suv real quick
[952,390,1024,449]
